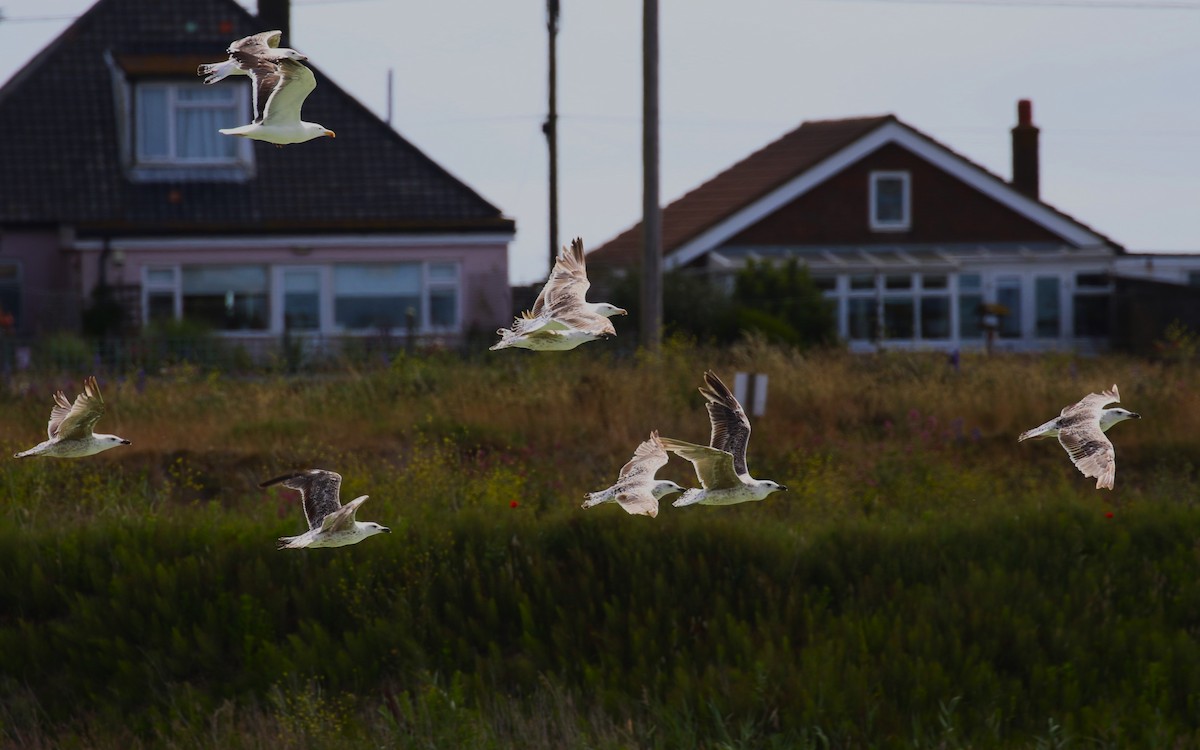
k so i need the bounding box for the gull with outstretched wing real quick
[1019,384,1140,490]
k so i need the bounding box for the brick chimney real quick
[258,0,291,44]
[1011,99,1040,200]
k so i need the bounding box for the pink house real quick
[0,0,514,346]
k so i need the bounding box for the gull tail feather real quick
[581,491,608,510]
[672,489,705,508]
[277,534,307,550]
[1018,419,1058,442]
[490,328,519,351]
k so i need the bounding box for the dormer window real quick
[110,48,257,182]
[134,83,250,166]
[869,171,911,232]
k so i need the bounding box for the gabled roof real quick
[0,0,513,236]
[589,114,1121,268]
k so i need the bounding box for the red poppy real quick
[510,501,519,509]
[1105,512,1114,519]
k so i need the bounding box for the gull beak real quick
[324,129,336,138]
[779,485,789,491]
[1130,413,1141,419]
[616,307,629,316]
[121,440,132,445]
[381,527,392,533]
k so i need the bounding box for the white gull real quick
[582,431,685,518]
[198,30,335,146]
[662,370,787,507]
[1018,384,1140,490]
[14,376,131,458]
[491,237,626,351]
[261,469,390,549]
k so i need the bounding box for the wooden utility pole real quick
[545,0,561,272]
[641,0,662,351]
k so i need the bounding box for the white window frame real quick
[869,171,912,232]
[141,265,181,325]
[424,262,462,333]
[133,82,253,167]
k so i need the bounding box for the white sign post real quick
[734,372,768,417]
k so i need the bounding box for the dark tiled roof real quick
[587,116,893,266]
[0,0,512,235]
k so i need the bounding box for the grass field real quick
[1,341,1199,748]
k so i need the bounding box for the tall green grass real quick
[1,342,1198,748]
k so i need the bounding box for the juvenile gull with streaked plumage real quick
[491,237,626,351]
[662,370,787,507]
[582,431,685,518]
[14,376,131,458]
[261,469,390,549]
[198,30,335,145]
[1018,384,1140,490]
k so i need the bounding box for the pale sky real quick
[2,0,1198,284]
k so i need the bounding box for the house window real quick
[143,266,178,324]
[1035,277,1060,338]
[282,269,321,331]
[134,83,246,165]
[334,264,421,331]
[182,265,268,331]
[883,297,914,339]
[919,275,950,340]
[957,274,982,339]
[996,277,1022,338]
[848,298,877,341]
[0,261,19,331]
[427,263,459,329]
[869,171,911,232]
[1073,271,1111,337]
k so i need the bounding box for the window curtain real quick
[136,88,169,159]
[177,88,238,160]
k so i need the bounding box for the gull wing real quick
[615,492,660,518]
[229,30,283,55]
[260,59,317,127]
[699,371,752,476]
[260,469,343,529]
[46,390,73,440]
[543,300,615,335]
[659,436,740,490]
[320,495,368,533]
[510,309,568,336]
[1058,426,1118,490]
[531,237,591,317]
[51,376,106,441]
[1060,384,1119,418]
[613,431,670,489]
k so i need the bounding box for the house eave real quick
[68,230,514,252]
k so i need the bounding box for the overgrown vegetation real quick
[1,342,1199,748]
[609,260,836,347]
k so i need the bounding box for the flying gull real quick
[261,469,390,549]
[198,30,335,146]
[582,431,685,518]
[491,237,626,351]
[14,376,131,458]
[661,370,787,507]
[1018,384,1140,490]
[197,30,298,85]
